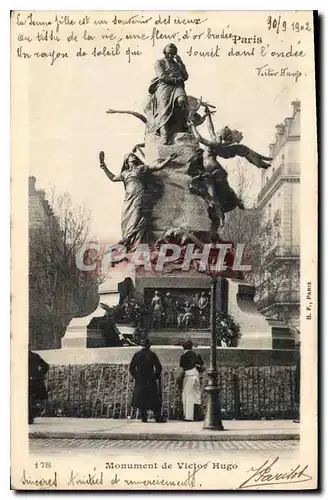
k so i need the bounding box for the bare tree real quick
[221,205,276,281]
[29,191,101,349]
[236,158,252,200]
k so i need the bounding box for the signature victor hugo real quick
[238,457,313,490]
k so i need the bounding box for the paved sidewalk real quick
[29,418,300,442]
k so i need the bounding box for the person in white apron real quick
[178,340,205,421]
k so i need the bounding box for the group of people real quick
[28,339,205,424]
[151,290,210,329]
[129,338,205,422]
[29,340,301,424]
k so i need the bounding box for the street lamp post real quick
[203,275,224,430]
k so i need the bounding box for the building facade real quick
[29,176,56,229]
[29,176,62,349]
[256,101,300,333]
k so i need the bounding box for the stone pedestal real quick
[135,271,214,346]
[36,346,299,366]
[226,279,273,349]
[134,272,293,349]
[61,315,90,348]
[149,329,210,346]
[61,270,294,350]
[145,132,211,241]
[269,320,296,350]
[60,128,294,351]
[61,275,126,349]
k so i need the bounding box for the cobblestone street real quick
[30,438,300,456]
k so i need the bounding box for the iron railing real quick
[43,363,299,420]
[257,290,300,310]
[264,245,300,264]
[275,246,300,257]
[258,165,283,203]
[258,162,300,203]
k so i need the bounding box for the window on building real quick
[268,203,272,221]
[273,209,281,226]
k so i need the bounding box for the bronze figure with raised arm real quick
[188,108,272,227]
[189,109,273,170]
[99,150,177,249]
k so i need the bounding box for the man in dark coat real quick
[28,348,49,424]
[129,339,165,423]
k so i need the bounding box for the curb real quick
[29,432,300,442]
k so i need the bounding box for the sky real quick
[18,10,311,243]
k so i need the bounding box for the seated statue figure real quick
[146,43,189,145]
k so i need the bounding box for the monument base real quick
[61,305,135,349]
[61,316,89,348]
[61,274,126,349]
[61,271,294,351]
[134,271,292,349]
[227,279,294,350]
[227,278,272,349]
[61,276,295,350]
[36,346,299,367]
[148,329,210,346]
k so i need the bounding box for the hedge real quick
[43,363,299,420]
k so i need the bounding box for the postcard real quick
[11,10,317,490]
